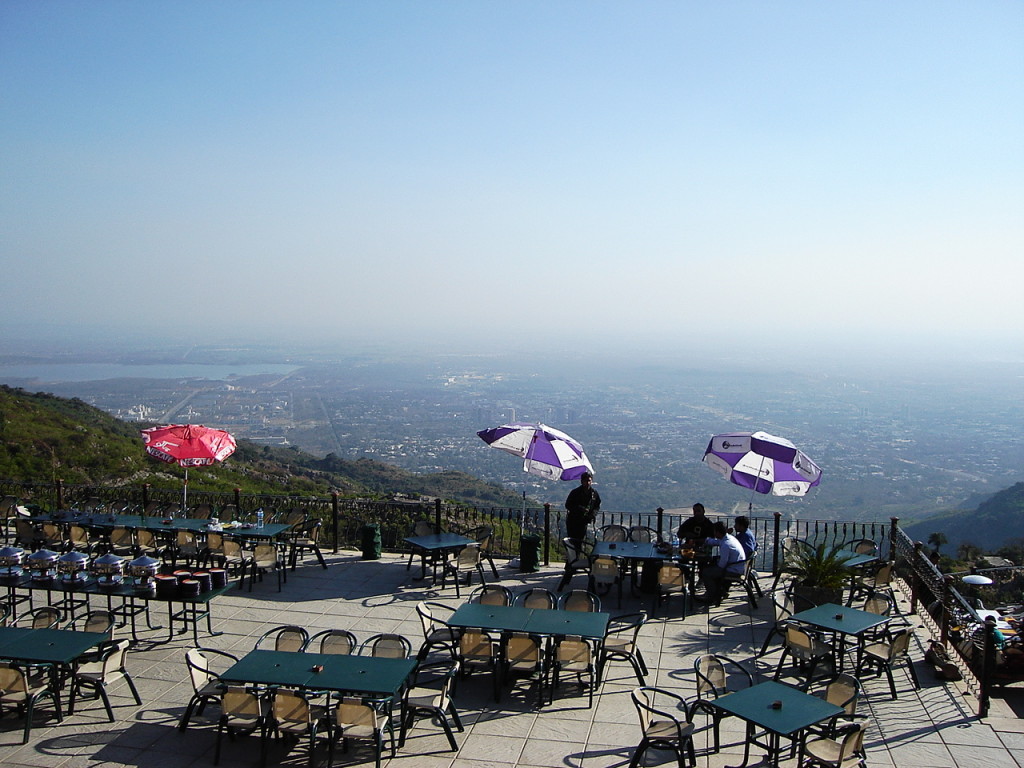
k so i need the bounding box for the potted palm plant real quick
[783,540,854,606]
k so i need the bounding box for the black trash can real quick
[360,523,381,560]
[519,533,541,573]
[639,559,661,594]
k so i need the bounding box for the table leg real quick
[410,549,429,581]
[724,720,755,768]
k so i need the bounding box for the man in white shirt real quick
[695,521,747,606]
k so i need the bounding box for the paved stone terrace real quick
[1,550,1021,768]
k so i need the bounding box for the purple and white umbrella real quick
[702,431,822,500]
[477,422,593,482]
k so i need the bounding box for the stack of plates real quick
[155,574,178,598]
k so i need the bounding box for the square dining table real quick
[708,679,843,768]
[592,541,714,599]
[403,533,475,584]
[790,602,892,671]
[592,541,668,599]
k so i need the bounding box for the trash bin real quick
[639,559,661,594]
[360,523,381,560]
[519,533,541,573]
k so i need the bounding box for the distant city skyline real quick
[2,2,1022,358]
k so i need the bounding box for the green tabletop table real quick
[447,603,534,634]
[403,533,474,583]
[523,608,609,640]
[0,626,107,665]
[709,680,843,768]
[221,650,416,698]
[448,603,610,641]
[592,541,664,560]
[790,602,891,671]
[843,553,879,570]
[592,541,712,598]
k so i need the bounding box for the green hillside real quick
[903,482,1024,552]
[0,385,523,507]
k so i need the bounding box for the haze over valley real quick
[2,340,1020,530]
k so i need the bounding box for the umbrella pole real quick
[183,467,188,511]
[748,454,768,513]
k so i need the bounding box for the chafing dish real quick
[27,548,59,581]
[58,550,90,583]
[0,546,24,579]
[129,554,160,590]
[92,552,125,585]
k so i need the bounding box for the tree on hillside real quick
[957,542,983,564]
[928,531,948,554]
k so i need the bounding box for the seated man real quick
[694,521,746,606]
[734,515,757,559]
[676,502,711,547]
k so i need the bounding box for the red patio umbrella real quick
[140,424,237,507]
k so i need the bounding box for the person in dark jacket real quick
[677,502,711,545]
[564,472,600,540]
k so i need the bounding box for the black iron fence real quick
[0,479,891,569]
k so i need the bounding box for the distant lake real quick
[0,363,299,383]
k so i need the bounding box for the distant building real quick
[980,556,1015,568]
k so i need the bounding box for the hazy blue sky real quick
[2,2,1022,359]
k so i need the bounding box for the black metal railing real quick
[890,523,1021,718]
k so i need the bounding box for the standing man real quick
[695,521,747,606]
[565,472,600,540]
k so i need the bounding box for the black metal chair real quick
[0,661,63,743]
[690,653,754,752]
[515,587,557,610]
[327,696,395,768]
[267,688,325,768]
[599,524,629,542]
[214,686,269,767]
[179,647,239,731]
[415,601,458,661]
[288,519,327,570]
[440,543,486,597]
[856,626,921,700]
[468,583,514,606]
[628,687,697,768]
[254,624,309,652]
[558,589,602,612]
[549,635,597,707]
[557,537,593,592]
[597,612,649,685]
[399,660,463,751]
[305,629,358,656]
[67,639,142,722]
[465,524,500,578]
[361,633,413,659]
